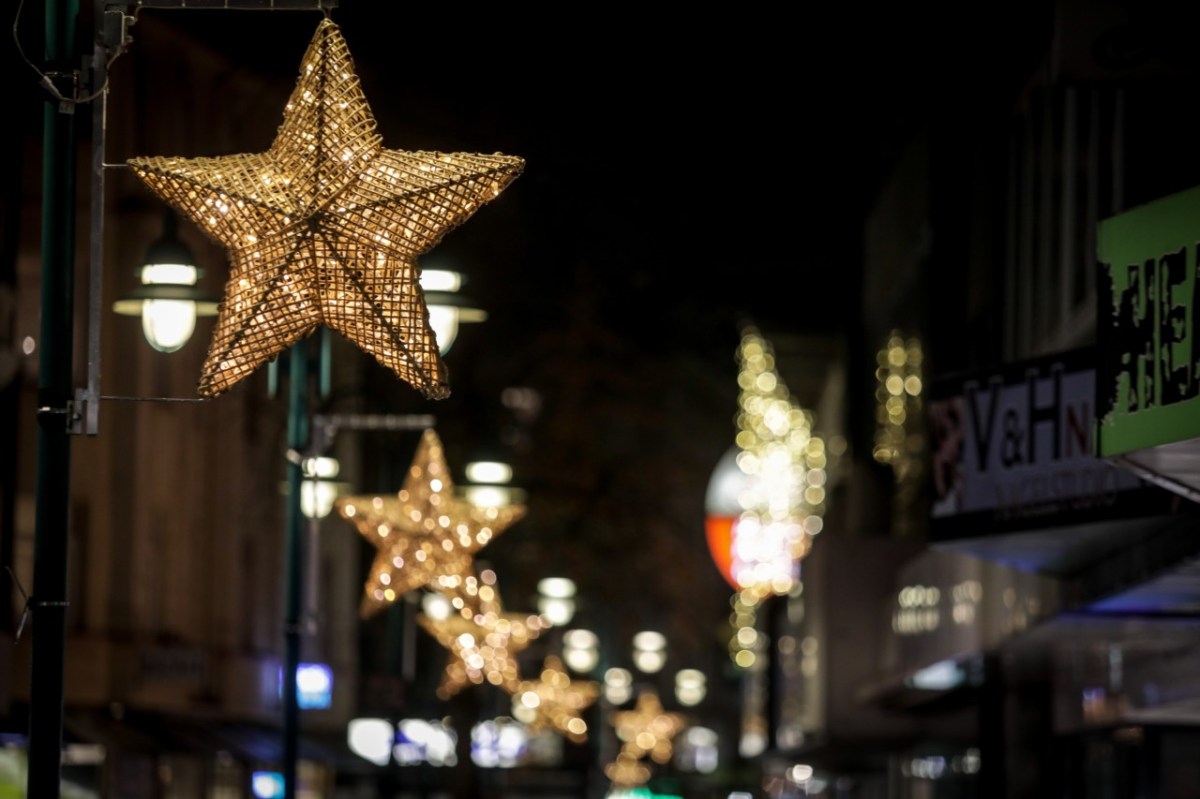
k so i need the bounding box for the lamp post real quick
[28,1,79,796]
[282,339,310,799]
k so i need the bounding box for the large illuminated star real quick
[335,428,525,618]
[128,19,524,398]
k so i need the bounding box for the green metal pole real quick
[29,0,79,796]
[283,341,309,799]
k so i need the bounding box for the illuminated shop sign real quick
[1096,183,1200,455]
[929,349,1144,531]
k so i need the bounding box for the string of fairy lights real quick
[872,329,927,534]
[724,327,827,670]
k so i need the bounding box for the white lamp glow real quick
[419,268,487,355]
[300,456,342,519]
[563,628,600,673]
[632,630,667,673]
[537,577,577,626]
[347,718,394,766]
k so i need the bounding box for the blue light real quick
[297,662,333,709]
[277,662,333,709]
[251,771,284,799]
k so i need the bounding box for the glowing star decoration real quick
[127,19,524,398]
[416,595,545,699]
[335,429,525,618]
[610,691,686,765]
[511,655,599,744]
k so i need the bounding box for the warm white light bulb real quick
[139,263,199,353]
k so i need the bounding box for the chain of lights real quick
[732,327,826,602]
[720,327,826,669]
[726,589,770,670]
[871,330,927,533]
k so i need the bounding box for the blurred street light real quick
[538,577,577,626]
[631,630,667,674]
[299,455,346,520]
[562,628,599,673]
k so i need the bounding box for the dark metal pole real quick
[29,0,80,796]
[283,341,309,799]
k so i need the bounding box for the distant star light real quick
[417,587,545,699]
[336,428,525,618]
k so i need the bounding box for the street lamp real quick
[537,577,577,627]
[419,267,486,355]
[299,455,346,520]
[562,628,600,673]
[461,457,525,509]
[112,210,218,352]
[631,630,667,674]
[674,668,706,706]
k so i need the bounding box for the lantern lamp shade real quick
[113,211,219,353]
[126,19,523,398]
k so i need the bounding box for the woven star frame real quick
[335,428,526,618]
[128,19,524,398]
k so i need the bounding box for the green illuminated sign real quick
[1096,183,1200,455]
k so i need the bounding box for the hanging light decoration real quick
[873,329,927,534]
[709,326,826,605]
[335,428,525,618]
[126,19,523,398]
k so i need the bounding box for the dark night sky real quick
[150,2,1048,342]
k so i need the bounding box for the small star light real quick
[610,691,686,765]
[511,655,599,744]
[127,19,524,398]
[335,429,525,618]
[416,583,545,699]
